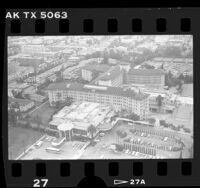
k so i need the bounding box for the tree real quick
[32,115,43,129]
[55,101,61,108]
[64,97,73,106]
[143,64,154,69]
[148,118,156,125]
[156,95,164,112]
[127,113,140,121]
[115,144,124,151]
[8,109,17,126]
[8,102,21,123]
[87,125,96,139]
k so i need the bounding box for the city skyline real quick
[8,35,193,160]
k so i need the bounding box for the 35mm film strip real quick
[2,8,200,187]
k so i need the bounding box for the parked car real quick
[125,149,130,154]
[100,133,105,137]
[94,138,100,142]
[132,151,136,155]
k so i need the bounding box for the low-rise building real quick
[81,64,111,82]
[93,66,124,87]
[28,93,47,102]
[8,82,30,97]
[49,102,113,140]
[8,97,35,112]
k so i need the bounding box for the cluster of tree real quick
[155,45,192,58]
[36,78,53,90]
[147,118,156,124]
[165,72,193,91]
[16,114,45,131]
[87,124,97,140]
[115,144,124,151]
[51,97,73,109]
[116,130,127,139]
[159,120,191,133]
[116,109,140,121]
[11,90,24,99]
[142,64,155,69]
[16,114,58,137]
[16,77,25,83]
[133,49,156,65]
[155,46,182,58]
[165,72,183,89]
[178,74,193,84]
[8,102,21,126]
[8,44,21,56]
[126,113,140,121]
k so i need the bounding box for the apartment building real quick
[92,66,124,87]
[46,82,149,120]
[81,64,111,82]
[127,69,165,88]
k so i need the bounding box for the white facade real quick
[47,86,149,120]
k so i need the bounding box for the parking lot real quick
[19,121,192,159]
[79,122,192,159]
[20,136,89,160]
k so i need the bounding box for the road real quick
[28,100,49,115]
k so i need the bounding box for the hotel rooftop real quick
[46,82,149,101]
[49,102,112,130]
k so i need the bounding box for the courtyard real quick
[8,126,44,159]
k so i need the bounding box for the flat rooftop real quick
[46,82,149,101]
[128,68,165,76]
[82,64,111,72]
[49,102,112,130]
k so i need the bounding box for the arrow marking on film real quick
[114,179,129,185]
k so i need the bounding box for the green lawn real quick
[8,127,44,159]
[29,102,58,126]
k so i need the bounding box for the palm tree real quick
[116,130,122,144]
[156,95,164,113]
[87,125,96,139]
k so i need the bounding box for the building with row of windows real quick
[92,66,124,87]
[46,82,150,120]
[81,64,111,82]
[127,69,165,88]
[8,97,35,112]
[82,63,166,88]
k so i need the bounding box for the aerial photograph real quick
[8,35,193,160]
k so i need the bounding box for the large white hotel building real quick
[46,82,150,120]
